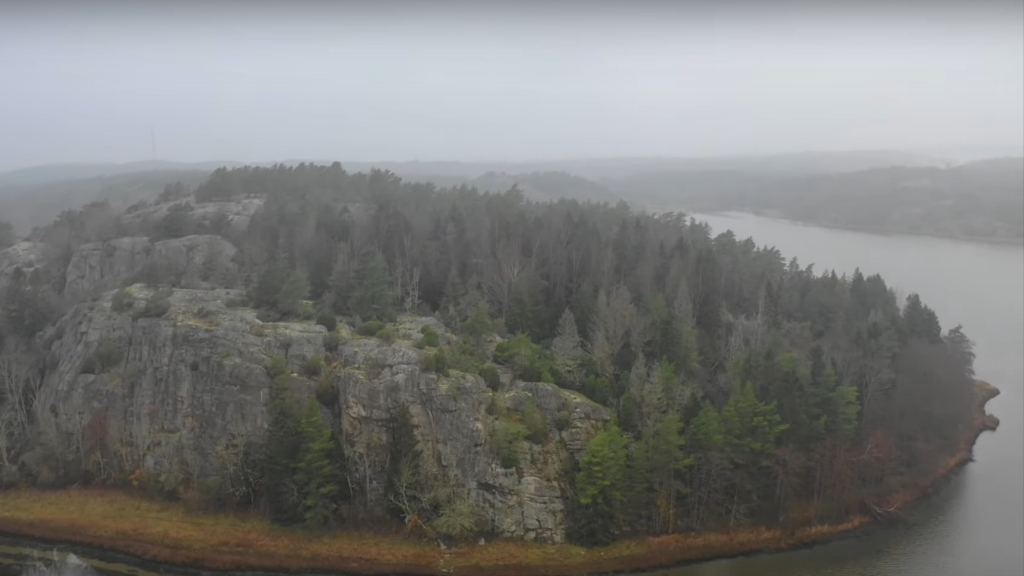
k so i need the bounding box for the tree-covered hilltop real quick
[0,163,979,546]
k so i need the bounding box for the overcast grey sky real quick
[1,0,1021,171]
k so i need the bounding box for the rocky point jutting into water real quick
[0,164,995,560]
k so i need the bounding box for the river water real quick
[1,212,1021,576]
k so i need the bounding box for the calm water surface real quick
[2,213,1021,576]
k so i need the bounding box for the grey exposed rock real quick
[33,287,325,480]
[63,234,238,300]
[121,198,264,234]
[31,288,609,543]
[0,241,45,288]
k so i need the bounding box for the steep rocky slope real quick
[62,234,239,301]
[26,282,608,542]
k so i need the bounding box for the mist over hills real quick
[1,150,1020,242]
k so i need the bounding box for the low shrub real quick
[323,332,341,353]
[375,326,396,344]
[80,339,123,375]
[315,310,337,332]
[522,399,549,445]
[554,410,572,432]
[419,325,440,347]
[422,348,449,376]
[315,377,339,407]
[494,420,528,469]
[359,320,385,336]
[303,356,324,378]
[266,354,289,379]
[110,288,133,313]
[493,333,554,383]
[479,364,501,391]
[133,290,172,320]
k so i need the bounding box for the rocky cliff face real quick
[62,234,238,301]
[0,241,45,289]
[29,285,609,543]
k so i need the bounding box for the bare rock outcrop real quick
[30,288,609,543]
[63,235,238,301]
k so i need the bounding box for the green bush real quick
[323,332,341,353]
[375,326,396,344]
[432,500,485,540]
[493,333,554,383]
[359,319,385,336]
[554,410,572,432]
[110,288,133,313]
[479,364,501,391]
[522,400,549,445]
[133,290,171,320]
[315,310,337,332]
[419,325,440,347]
[422,348,450,376]
[303,356,324,378]
[413,338,426,350]
[494,421,528,469]
[266,354,289,379]
[315,377,339,407]
[80,339,123,375]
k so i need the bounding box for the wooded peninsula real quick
[0,163,999,574]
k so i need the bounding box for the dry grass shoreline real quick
[0,380,1000,576]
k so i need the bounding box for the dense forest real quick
[0,163,979,545]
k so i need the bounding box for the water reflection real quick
[0,549,96,576]
[0,542,166,576]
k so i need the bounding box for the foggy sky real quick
[1,0,1022,171]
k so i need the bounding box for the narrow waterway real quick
[2,212,1021,576]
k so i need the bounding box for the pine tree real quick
[574,422,629,543]
[551,307,584,387]
[903,293,942,344]
[349,249,395,321]
[264,375,302,523]
[295,397,340,527]
[634,412,691,533]
[276,270,309,318]
[461,303,493,352]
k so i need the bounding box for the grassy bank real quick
[0,381,1000,576]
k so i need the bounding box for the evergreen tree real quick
[264,375,303,523]
[349,249,395,321]
[461,303,493,352]
[295,397,340,527]
[633,412,691,533]
[903,293,942,344]
[551,307,585,388]
[276,270,309,318]
[574,422,629,543]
